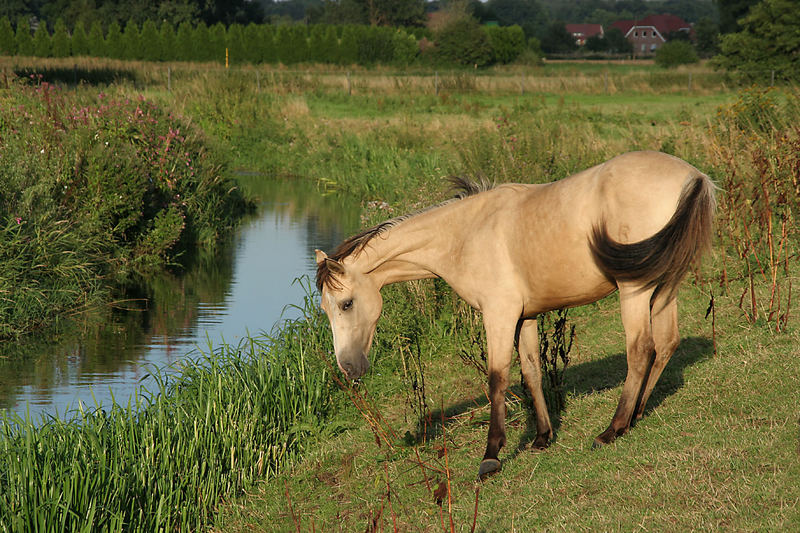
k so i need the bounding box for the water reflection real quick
[0,177,360,420]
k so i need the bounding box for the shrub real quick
[0,79,249,336]
[485,25,526,64]
[654,40,699,68]
[434,18,492,67]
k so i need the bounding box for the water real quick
[0,177,360,421]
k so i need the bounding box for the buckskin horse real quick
[315,151,716,480]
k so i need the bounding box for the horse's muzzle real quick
[338,354,370,381]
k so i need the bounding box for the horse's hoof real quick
[477,458,501,481]
[592,426,621,449]
[532,434,551,450]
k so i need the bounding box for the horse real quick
[315,151,716,480]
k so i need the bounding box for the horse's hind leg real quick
[634,294,680,420]
[517,318,553,449]
[594,283,656,448]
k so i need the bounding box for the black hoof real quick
[477,458,501,481]
[592,426,625,449]
[532,433,551,450]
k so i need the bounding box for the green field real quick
[1,59,798,531]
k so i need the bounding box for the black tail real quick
[590,174,716,302]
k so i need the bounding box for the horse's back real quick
[485,151,709,314]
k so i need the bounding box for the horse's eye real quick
[341,299,353,312]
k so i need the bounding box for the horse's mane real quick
[316,176,493,290]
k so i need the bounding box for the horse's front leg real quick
[478,310,519,480]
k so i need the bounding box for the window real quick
[643,31,647,37]
[634,31,638,37]
[651,44,657,51]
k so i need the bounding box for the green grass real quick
[0,287,335,531]
[1,59,798,531]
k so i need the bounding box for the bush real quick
[485,25,526,64]
[0,79,249,337]
[655,40,699,68]
[434,18,492,67]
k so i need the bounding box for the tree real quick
[121,21,141,60]
[540,22,577,54]
[338,25,359,64]
[208,22,227,63]
[488,0,548,38]
[275,24,309,64]
[0,16,15,55]
[87,20,105,57]
[485,25,526,64]
[319,0,425,26]
[175,21,194,61]
[258,24,277,63]
[715,0,760,33]
[33,20,51,57]
[357,25,395,64]
[226,23,247,64]
[15,17,33,56]
[194,22,211,61]
[243,23,263,63]
[365,0,425,26]
[51,18,70,57]
[392,28,418,65]
[434,17,492,67]
[105,21,124,59]
[139,20,161,61]
[694,17,719,56]
[654,40,698,67]
[714,0,800,80]
[71,20,89,56]
[159,21,176,61]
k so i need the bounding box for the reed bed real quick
[0,288,334,532]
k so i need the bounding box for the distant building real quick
[566,23,604,46]
[611,14,691,55]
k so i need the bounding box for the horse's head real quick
[315,250,383,381]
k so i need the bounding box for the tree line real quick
[0,16,530,68]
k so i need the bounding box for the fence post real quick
[256,71,260,92]
[167,66,171,92]
[604,71,608,94]
[520,73,525,95]
[347,71,351,95]
[771,70,775,87]
[435,71,439,96]
[688,72,692,91]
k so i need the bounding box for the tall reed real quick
[0,282,333,531]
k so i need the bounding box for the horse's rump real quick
[589,173,716,302]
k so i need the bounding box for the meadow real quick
[1,59,798,531]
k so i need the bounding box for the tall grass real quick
[0,284,334,531]
[0,75,250,338]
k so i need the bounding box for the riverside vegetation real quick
[1,60,799,531]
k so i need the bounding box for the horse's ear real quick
[324,257,346,275]
[315,249,327,264]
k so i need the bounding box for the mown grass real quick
[1,59,798,531]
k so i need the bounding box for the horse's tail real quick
[590,173,716,302]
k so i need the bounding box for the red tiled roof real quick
[611,20,635,35]
[611,14,690,38]
[640,14,691,34]
[565,23,604,39]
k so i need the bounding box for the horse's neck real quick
[356,209,458,287]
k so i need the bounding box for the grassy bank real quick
[1,60,798,531]
[0,75,249,338]
[194,70,797,529]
